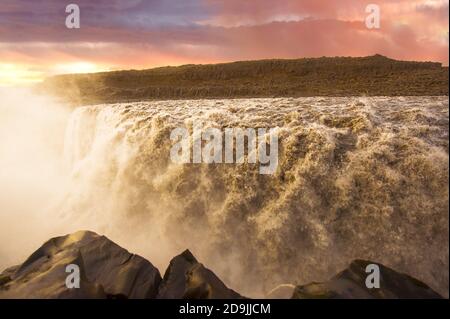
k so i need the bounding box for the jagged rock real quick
[0,231,161,299]
[157,249,243,299]
[291,260,442,299]
[1,231,443,299]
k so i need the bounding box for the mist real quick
[0,88,71,268]
[0,91,448,298]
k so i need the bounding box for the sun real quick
[0,62,109,87]
[0,64,44,87]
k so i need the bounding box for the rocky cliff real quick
[39,55,449,105]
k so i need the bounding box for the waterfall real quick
[1,91,448,297]
[57,96,449,297]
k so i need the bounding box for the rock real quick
[157,249,244,299]
[0,231,161,299]
[291,260,442,299]
[1,231,442,299]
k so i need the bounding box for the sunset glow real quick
[0,0,448,86]
[52,62,108,75]
[0,64,44,87]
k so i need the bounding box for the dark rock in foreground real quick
[0,231,161,299]
[157,249,243,299]
[0,231,443,299]
[291,260,442,299]
[0,231,242,299]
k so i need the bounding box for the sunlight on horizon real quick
[0,62,110,87]
[52,62,109,76]
[0,64,44,87]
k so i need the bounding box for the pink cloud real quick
[0,0,447,84]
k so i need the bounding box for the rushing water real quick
[1,93,449,297]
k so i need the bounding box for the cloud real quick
[416,0,449,23]
[0,0,447,84]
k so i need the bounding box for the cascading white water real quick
[57,96,449,297]
[0,92,448,297]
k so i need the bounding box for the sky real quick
[0,0,448,86]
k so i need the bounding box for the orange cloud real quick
[0,0,447,86]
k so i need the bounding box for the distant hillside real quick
[39,55,449,105]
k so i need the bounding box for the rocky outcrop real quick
[0,231,242,299]
[157,250,243,299]
[0,232,443,299]
[0,231,161,299]
[291,260,442,299]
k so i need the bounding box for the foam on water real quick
[58,96,449,297]
[0,93,448,297]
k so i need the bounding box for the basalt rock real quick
[157,249,244,299]
[0,231,162,299]
[0,232,443,299]
[291,260,442,299]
